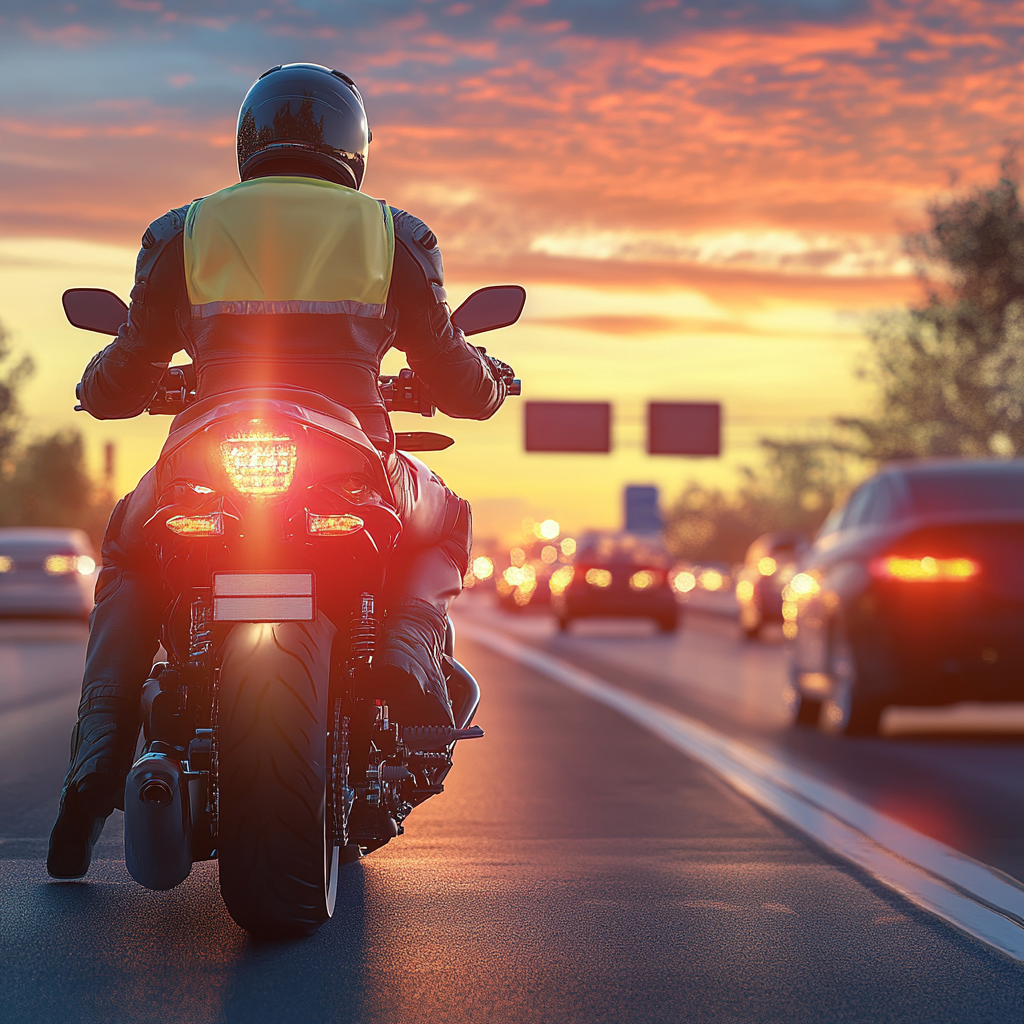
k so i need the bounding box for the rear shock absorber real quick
[349,592,378,671]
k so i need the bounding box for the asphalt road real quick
[0,612,1022,1023]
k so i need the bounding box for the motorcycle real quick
[61,283,525,936]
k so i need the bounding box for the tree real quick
[663,437,848,563]
[0,431,110,542]
[0,318,110,543]
[0,320,34,474]
[842,158,1024,460]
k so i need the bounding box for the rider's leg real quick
[47,472,162,879]
[379,453,472,726]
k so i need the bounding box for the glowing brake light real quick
[166,513,224,537]
[871,555,980,582]
[629,569,659,590]
[220,425,297,496]
[306,512,364,536]
[43,554,97,575]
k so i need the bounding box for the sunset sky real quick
[1,0,1021,539]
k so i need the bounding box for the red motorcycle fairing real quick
[141,390,403,664]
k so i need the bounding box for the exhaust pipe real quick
[124,744,193,891]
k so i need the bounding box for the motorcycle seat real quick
[171,386,365,433]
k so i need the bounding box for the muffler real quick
[124,743,193,891]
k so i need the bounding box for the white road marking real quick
[459,620,1024,962]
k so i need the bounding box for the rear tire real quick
[793,694,822,726]
[821,629,883,737]
[216,615,340,937]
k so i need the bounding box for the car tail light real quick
[166,513,224,537]
[43,554,97,575]
[585,568,612,588]
[306,512,364,536]
[870,555,980,582]
[220,424,297,496]
[670,569,696,594]
[629,569,659,590]
[549,565,575,595]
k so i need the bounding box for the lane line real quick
[458,620,1024,962]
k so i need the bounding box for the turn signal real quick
[871,555,980,582]
[306,512,364,536]
[220,425,297,496]
[166,513,224,537]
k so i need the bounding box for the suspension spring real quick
[188,592,213,668]
[349,592,378,668]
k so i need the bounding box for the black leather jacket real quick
[79,190,506,449]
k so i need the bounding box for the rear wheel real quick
[821,629,883,737]
[793,693,822,726]
[216,615,340,937]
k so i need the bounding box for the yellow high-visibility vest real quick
[184,176,395,319]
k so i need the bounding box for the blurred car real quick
[789,460,1024,736]
[495,535,574,611]
[551,532,679,632]
[0,528,98,619]
[735,531,808,639]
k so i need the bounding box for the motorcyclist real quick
[47,63,512,879]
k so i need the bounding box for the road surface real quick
[0,610,1022,1023]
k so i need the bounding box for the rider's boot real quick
[376,599,455,727]
[47,769,121,879]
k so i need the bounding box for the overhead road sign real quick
[525,401,611,453]
[648,402,720,456]
[624,485,662,534]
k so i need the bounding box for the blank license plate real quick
[212,573,314,622]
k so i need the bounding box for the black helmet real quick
[236,63,370,189]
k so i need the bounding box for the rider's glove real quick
[476,347,515,386]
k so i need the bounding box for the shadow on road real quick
[6,861,371,1024]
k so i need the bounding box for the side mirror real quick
[62,288,129,336]
[450,285,526,337]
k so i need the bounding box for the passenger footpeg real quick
[402,724,484,750]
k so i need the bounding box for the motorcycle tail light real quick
[166,513,224,537]
[307,512,364,536]
[220,424,297,497]
[870,555,980,582]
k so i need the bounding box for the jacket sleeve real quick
[388,208,507,420]
[78,206,192,420]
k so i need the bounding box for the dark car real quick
[552,532,679,632]
[789,459,1024,736]
[0,528,98,618]
[735,531,808,640]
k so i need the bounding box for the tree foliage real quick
[665,160,1024,562]
[0,321,34,473]
[663,438,849,564]
[0,320,110,544]
[842,160,1024,460]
